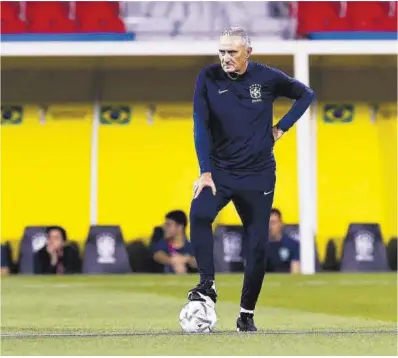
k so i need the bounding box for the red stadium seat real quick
[75,1,120,18]
[75,1,125,33]
[78,17,125,33]
[379,1,398,31]
[1,1,20,19]
[1,18,27,34]
[27,19,77,34]
[1,1,26,34]
[25,1,77,33]
[25,1,70,21]
[346,1,389,31]
[296,1,349,36]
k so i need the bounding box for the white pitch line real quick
[1,329,397,339]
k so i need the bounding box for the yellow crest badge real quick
[100,105,131,125]
[1,105,23,125]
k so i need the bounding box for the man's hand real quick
[193,172,216,199]
[272,126,284,142]
[170,254,188,274]
[173,262,187,274]
[47,245,58,266]
[170,253,188,265]
[290,260,300,274]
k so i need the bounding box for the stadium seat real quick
[67,241,82,273]
[346,1,392,31]
[75,1,120,18]
[1,2,26,34]
[213,225,245,273]
[322,239,339,271]
[1,241,18,274]
[82,226,131,274]
[1,17,27,34]
[18,226,48,274]
[25,1,68,21]
[386,237,397,271]
[126,240,156,273]
[25,1,77,33]
[149,226,165,249]
[75,1,125,32]
[296,1,349,37]
[383,1,398,31]
[340,223,389,272]
[78,17,125,33]
[1,1,20,18]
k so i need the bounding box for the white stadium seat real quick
[121,1,294,40]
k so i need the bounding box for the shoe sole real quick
[236,325,258,332]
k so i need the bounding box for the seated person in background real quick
[35,226,81,274]
[266,208,300,274]
[152,210,197,274]
[1,245,9,276]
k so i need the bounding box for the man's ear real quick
[246,47,253,58]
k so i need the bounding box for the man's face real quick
[163,219,182,240]
[219,35,251,73]
[269,213,283,239]
[47,229,64,251]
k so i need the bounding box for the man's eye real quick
[219,50,225,55]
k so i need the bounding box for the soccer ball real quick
[179,300,217,333]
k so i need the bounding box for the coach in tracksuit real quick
[186,26,315,331]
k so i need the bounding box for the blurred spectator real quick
[268,1,290,18]
[152,210,197,274]
[1,244,9,276]
[266,208,300,274]
[34,226,81,274]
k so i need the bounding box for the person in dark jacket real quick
[152,210,197,274]
[266,208,300,274]
[35,226,81,274]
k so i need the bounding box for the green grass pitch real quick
[1,273,397,355]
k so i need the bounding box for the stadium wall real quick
[1,53,397,259]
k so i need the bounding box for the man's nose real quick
[223,53,231,62]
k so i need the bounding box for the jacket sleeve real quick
[193,70,212,174]
[273,68,315,132]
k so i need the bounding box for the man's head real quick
[219,26,252,74]
[46,226,67,251]
[163,210,187,240]
[269,208,283,240]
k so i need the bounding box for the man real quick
[152,210,197,274]
[35,226,81,274]
[267,208,300,274]
[188,27,315,332]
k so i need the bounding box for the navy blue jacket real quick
[193,62,315,190]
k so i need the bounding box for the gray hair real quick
[220,26,251,47]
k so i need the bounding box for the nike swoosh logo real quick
[218,89,228,94]
[264,190,273,195]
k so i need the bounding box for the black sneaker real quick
[188,280,217,304]
[236,313,257,332]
